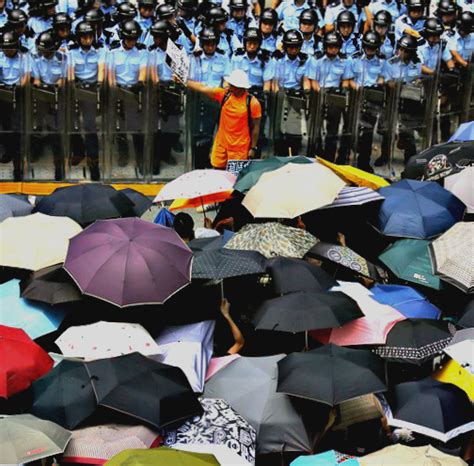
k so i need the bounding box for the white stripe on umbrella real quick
[319,186,384,209]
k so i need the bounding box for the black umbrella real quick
[252,291,363,333]
[277,344,387,406]
[120,188,153,217]
[265,257,337,295]
[32,353,202,430]
[19,264,82,305]
[33,184,136,226]
[374,319,455,365]
[192,248,266,280]
[458,299,474,328]
[388,378,474,442]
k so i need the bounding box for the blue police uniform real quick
[324,2,361,29]
[340,32,360,55]
[383,55,422,82]
[177,16,198,54]
[0,10,7,28]
[351,52,386,86]
[227,17,256,42]
[457,0,474,12]
[301,35,323,55]
[446,31,474,60]
[68,45,105,82]
[379,34,396,58]
[0,51,27,85]
[368,0,406,20]
[309,53,353,87]
[261,32,279,53]
[149,46,173,82]
[136,15,152,43]
[394,14,426,39]
[31,50,67,84]
[418,40,444,70]
[189,50,230,86]
[274,52,310,89]
[277,0,311,31]
[29,16,53,35]
[231,49,275,87]
[57,0,77,15]
[110,44,147,85]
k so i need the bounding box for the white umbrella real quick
[444,328,474,375]
[444,167,474,214]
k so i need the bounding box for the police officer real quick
[436,0,459,34]
[83,9,107,47]
[368,0,405,23]
[67,20,104,180]
[105,2,138,46]
[154,3,189,50]
[351,30,389,170]
[336,10,360,55]
[259,7,279,53]
[6,9,36,51]
[189,26,230,167]
[100,0,117,29]
[176,0,198,54]
[445,11,474,69]
[0,0,7,28]
[227,0,256,42]
[30,30,67,180]
[0,31,27,180]
[372,10,396,58]
[202,6,241,55]
[419,17,445,75]
[51,12,74,49]
[298,8,323,55]
[136,0,155,43]
[29,0,57,35]
[394,0,426,40]
[109,19,147,170]
[309,31,354,162]
[324,0,362,33]
[277,0,311,32]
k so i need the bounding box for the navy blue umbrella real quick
[377,180,465,239]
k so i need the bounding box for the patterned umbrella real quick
[163,398,256,465]
[319,186,384,209]
[429,222,474,293]
[225,222,318,259]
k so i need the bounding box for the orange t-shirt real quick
[212,88,262,150]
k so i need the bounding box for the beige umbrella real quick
[0,213,82,271]
[444,167,474,214]
[242,162,345,219]
[361,445,467,465]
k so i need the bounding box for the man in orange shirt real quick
[186,69,262,169]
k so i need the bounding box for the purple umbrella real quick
[64,218,192,307]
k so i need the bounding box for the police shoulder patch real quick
[193,49,203,56]
[259,49,270,61]
[109,41,121,49]
[216,48,226,54]
[298,51,308,63]
[272,49,284,59]
[234,47,245,55]
[136,42,146,49]
[68,43,79,50]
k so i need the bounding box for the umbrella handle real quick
[220,280,224,300]
[200,196,208,221]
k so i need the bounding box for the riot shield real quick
[248,87,275,159]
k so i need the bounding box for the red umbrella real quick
[0,325,53,398]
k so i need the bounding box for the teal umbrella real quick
[379,239,441,290]
[234,156,313,193]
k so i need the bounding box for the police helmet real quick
[282,29,304,47]
[156,3,175,19]
[7,9,28,26]
[36,30,59,51]
[114,2,138,23]
[150,19,169,37]
[398,33,418,50]
[458,11,474,32]
[38,0,58,9]
[84,9,104,23]
[336,10,356,27]
[199,26,218,43]
[177,0,197,11]
[423,17,444,35]
[206,6,228,25]
[230,0,247,9]
[437,0,457,15]
[53,12,72,28]
[362,30,382,48]
[139,0,155,7]
[119,19,142,39]
[299,8,317,25]
[406,0,424,11]
[260,7,277,24]
[244,27,262,44]
[323,30,343,48]
[76,20,95,36]
[0,31,20,49]
[373,10,392,27]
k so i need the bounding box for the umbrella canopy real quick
[242,162,345,218]
[188,231,234,252]
[163,398,256,465]
[429,222,474,293]
[291,451,360,465]
[153,169,236,204]
[55,321,161,360]
[253,291,364,333]
[120,188,153,217]
[0,325,53,398]
[19,264,82,305]
[0,193,33,222]
[0,414,71,465]
[205,355,241,382]
[106,446,220,466]
[374,319,454,365]
[360,444,468,465]
[387,378,474,442]
[234,156,313,193]
[265,257,337,295]
[225,222,319,259]
[171,444,252,466]
[370,285,441,319]
[0,279,67,339]
[32,353,203,430]
[448,121,474,142]
[444,167,474,214]
[277,344,387,406]
[376,180,465,239]
[154,207,175,227]
[308,242,379,280]
[204,354,312,454]
[458,300,474,328]
[433,359,474,401]
[0,213,82,271]
[192,248,266,280]
[379,239,442,290]
[64,218,193,307]
[34,184,136,226]
[319,186,384,209]
[444,328,473,375]
[63,424,160,464]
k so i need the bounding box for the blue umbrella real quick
[448,121,474,142]
[0,194,33,222]
[370,284,441,319]
[154,207,175,227]
[291,451,360,465]
[377,180,465,239]
[0,279,67,339]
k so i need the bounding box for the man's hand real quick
[220,298,231,319]
[248,148,257,159]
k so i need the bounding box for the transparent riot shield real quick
[103,51,150,181]
[248,87,275,159]
[25,52,68,181]
[307,88,324,157]
[146,52,190,180]
[460,53,474,124]
[0,48,27,182]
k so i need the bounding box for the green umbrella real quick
[105,447,220,465]
[0,414,71,464]
[379,239,441,290]
[234,156,313,193]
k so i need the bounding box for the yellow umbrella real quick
[433,359,474,401]
[242,162,345,219]
[361,445,467,465]
[0,213,82,271]
[316,157,390,190]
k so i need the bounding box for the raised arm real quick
[186,79,219,99]
[220,298,245,355]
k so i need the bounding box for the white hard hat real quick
[225,69,251,89]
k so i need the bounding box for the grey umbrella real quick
[0,194,33,222]
[204,354,311,455]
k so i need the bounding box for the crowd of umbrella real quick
[0,154,473,466]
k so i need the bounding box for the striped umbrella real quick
[319,186,384,209]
